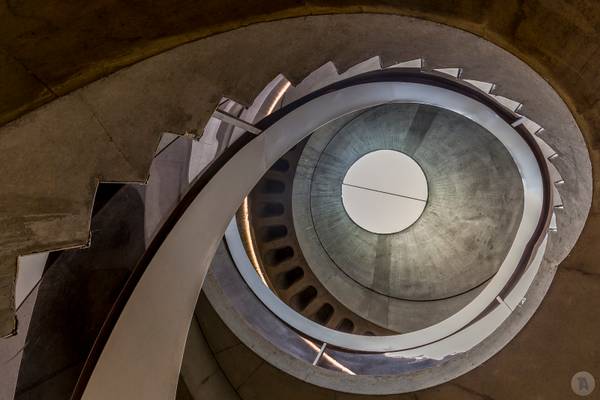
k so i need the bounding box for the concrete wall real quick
[178,298,242,400]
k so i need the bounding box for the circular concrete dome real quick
[294,103,524,308]
[341,150,428,234]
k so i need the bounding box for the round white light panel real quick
[341,150,428,234]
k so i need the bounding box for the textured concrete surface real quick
[0,11,593,335]
[1,134,193,399]
[1,1,600,134]
[293,103,524,331]
[0,93,142,335]
[178,304,241,400]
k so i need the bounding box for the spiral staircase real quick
[0,9,597,400]
[241,58,565,337]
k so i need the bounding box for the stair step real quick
[387,58,423,69]
[549,212,558,231]
[282,62,339,106]
[515,114,543,134]
[338,56,382,80]
[463,79,495,93]
[433,68,462,78]
[546,161,563,184]
[492,95,522,112]
[534,136,557,159]
[552,185,564,208]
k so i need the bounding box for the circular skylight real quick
[341,150,428,234]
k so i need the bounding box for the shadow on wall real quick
[14,185,145,399]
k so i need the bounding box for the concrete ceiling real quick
[0,0,599,349]
[2,1,600,131]
[305,103,523,301]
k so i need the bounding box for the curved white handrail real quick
[82,81,547,399]
[225,82,545,352]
